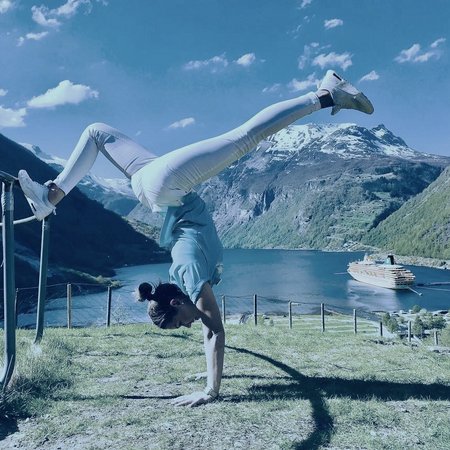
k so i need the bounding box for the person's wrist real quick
[204,386,219,399]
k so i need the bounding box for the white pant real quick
[54,91,320,211]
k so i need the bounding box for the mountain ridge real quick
[0,133,169,317]
[189,123,449,254]
[17,122,450,260]
[20,142,139,216]
[363,165,450,259]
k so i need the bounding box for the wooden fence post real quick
[379,321,383,337]
[15,288,19,328]
[254,294,258,326]
[106,286,112,327]
[289,301,293,329]
[353,309,357,334]
[434,329,439,346]
[67,283,72,329]
[222,295,226,324]
[408,320,412,343]
[321,303,325,332]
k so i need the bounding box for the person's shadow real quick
[225,345,450,450]
[0,417,19,442]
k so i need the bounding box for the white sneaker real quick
[18,170,56,221]
[318,70,374,116]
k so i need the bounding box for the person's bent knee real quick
[85,122,111,136]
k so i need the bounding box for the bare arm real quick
[171,282,225,407]
[197,282,225,395]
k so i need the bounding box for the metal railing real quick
[6,285,383,334]
[0,170,51,390]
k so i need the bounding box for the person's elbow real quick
[206,327,225,345]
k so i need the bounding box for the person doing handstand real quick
[19,70,373,406]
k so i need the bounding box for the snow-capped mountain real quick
[129,122,450,252]
[258,123,438,161]
[20,143,138,215]
[20,142,68,167]
[20,122,450,255]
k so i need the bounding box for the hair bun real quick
[138,282,154,302]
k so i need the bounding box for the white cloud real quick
[286,14,315,39]
[262,83,282,94]
[395,39,445,63]
[0,0,13,14]
[430,37,446,48]
[183,54,228,73]
[413,51,436,63]
[17,31,49,46]
[54,0,91,18]
[27,80,99,109]
[288,15,314,39]
[167,117,195,130]
[288,73,319,92]
[300,0,312,8]
[0,105,26,128]
[297,42,320,69]
[312,52,352,71]
[359,70,379,82]
[288,24,302,38]
[0,88,7,96]
[394,43,421,63]
[235,53,256,67]
[31,5,61,27]
[324,18,343,29]
[31,0,98,27]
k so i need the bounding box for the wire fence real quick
[1,282,383,335]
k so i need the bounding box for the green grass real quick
[1,321,450,450]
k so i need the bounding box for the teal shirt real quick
[160,192,223,302]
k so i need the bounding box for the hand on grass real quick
[170,391,215,407]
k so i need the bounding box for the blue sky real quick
[0,0,449,177]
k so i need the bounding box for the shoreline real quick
[368,252,450,270]
[227,246,450,270]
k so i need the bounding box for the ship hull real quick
[347,258,415,290]
[347,270,413,290]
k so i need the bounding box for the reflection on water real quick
[346,280,402,312]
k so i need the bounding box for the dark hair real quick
[137,282,187,329]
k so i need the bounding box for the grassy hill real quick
[1,322,449,449]
[364,165,450,259]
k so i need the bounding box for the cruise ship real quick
[347,254,416,290]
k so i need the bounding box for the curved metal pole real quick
[1,181,16,390]
[0,215,36,227]
[34,216,51,344]
[0,170,41,388]
[0,169,36,228]
[0,170,17,185]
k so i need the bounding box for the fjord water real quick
[117,249,450,315]
[16,249,450,328]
